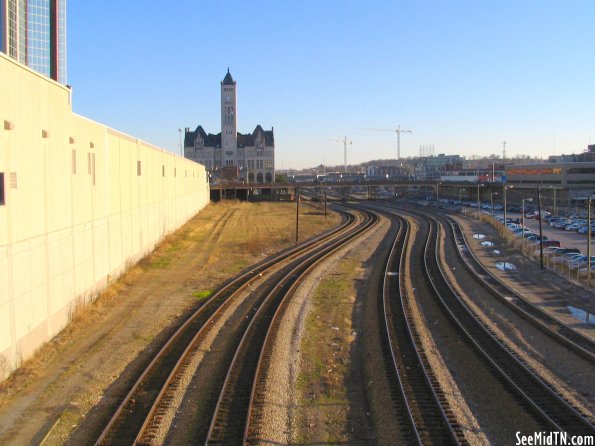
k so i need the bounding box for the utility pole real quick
[324,187,327,220]
[295,186,300,243]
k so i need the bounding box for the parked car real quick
[567,256,595,269]
[553,252,584,264]
[549,247,581,256]
[565,223,582,231]
[526,235,548,242]
[535,211,551,221]
[553,220,570,229]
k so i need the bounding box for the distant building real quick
[184,70,275,183]
[411,154,463,180]
[365,164,409,179]
[505,162,595,200]
[548,144,595,163]
[0,0,67,83]
[440,168,505,183]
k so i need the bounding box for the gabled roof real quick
[222,68,235,85]
[186,125,274,148]
[186,126,222,148]
[253,125,275,146]
[236,126,274,147]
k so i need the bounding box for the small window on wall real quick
[162,165,165,177]
[137,161,142,176]
[0,173,5,205]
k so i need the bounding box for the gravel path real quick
[256,211,391,444]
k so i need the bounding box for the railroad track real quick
[94,208,357,445]
[208,206,378,444]
[379,210,464,445]
[444,214,595,361]
[421,213,594,436]
[95,207,377,445]
[382,202,595,364]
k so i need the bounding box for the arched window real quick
[265,172,272,183]
[249,172,255,182]
[257,173,264,183]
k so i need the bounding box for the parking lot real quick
[496,211,590,254]
[422,198,595,279]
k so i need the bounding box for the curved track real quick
[379,211,463,445]
[206,206,378,444]
[420,211,594,436]
[95,207,378,445]
[95,208,357,445]
[445,214,595,361]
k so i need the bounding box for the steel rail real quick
[205,208,378,444]
[95,209,355,445]
[132,211,363,445]
[242,206,378,443]
[355,202,465,444]
[380,202,594,363]
[422,215,594,436]
[382,212,463,445]
[443,214,595,362]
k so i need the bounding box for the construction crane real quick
[360,125,412,160]
[326,136,352,173]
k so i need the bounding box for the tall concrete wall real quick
[0,53,209,379]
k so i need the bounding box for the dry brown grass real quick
[0,201,340,399]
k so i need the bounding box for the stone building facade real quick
[184,70,275,183]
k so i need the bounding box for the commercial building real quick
[411,154,463,180]
[440,168,505,183]
[505,162,595,199]
[184,70,275,183]
[0,0,67,84]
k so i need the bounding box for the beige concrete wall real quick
[0,53,209,379]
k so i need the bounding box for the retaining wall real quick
[0,53,209,379]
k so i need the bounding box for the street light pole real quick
[522,198,533,237]
[295,186,300,243]
[491,192,498,217]
[178,128,183,156]
[537,187,544,270]
[477,182,481,219]
[588,197,592,288]
[459,188,465,214]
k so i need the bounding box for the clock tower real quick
[221,68,237,158]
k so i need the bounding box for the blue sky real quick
[68,1,595,169]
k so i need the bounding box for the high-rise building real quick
[0,0,67,84]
